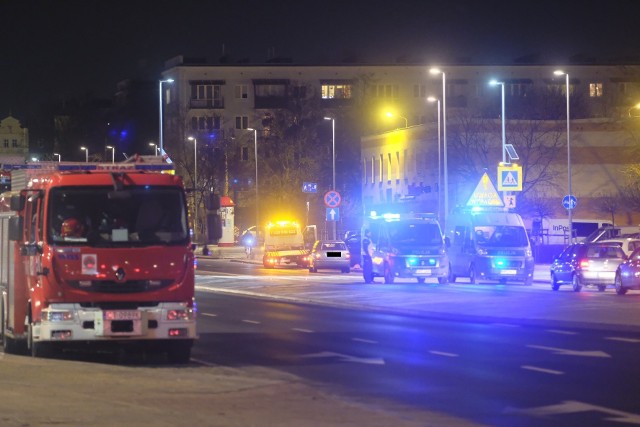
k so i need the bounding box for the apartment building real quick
[161,56,640,229]
[0,115,29,164]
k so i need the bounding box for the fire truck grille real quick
[68,280,173,293]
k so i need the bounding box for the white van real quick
[447,208,535,285]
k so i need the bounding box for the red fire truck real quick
[0,160,197,362]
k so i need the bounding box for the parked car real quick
[614,247,640,295]
[598,238,640,257]
[550,242,627,292]
[308,240,351,273]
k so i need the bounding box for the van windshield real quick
[389,222,443,246]
[474,225,529,247]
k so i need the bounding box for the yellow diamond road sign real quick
[498,165,523,191]
[466,172,504,207]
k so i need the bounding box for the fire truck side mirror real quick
[8,216,23,241]
[10,194,24,211]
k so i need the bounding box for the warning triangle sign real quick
[466,172,505,207]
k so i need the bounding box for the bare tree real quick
[594,191,624,225]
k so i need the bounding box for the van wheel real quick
[383,264,395,284]
[572,274,582,292]
[469,266,476,284]
[551,273,560,290]
[615,273,628,295]
[438,276,448,284]
[597,285,606,292]
[417,277,425,284]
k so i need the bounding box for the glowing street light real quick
[106,145,115,163]
[149,142,159,156]
[427,96,441,221]
[385,111,408,128]
[53,153,61,162]
[489,80,507,165]
[80,146,88,162]
[188,136,198,239]
[159,78,174,155]
[247,128,259,233]
[554,69,573,243]
[430,67,448,228]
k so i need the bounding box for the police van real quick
[361,212,450,284]
[446,208,535,285]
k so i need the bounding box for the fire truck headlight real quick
[167,309,194,321]
[43,310,74,322]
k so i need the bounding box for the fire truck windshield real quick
[47,186,188,246]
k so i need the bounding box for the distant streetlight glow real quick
[427,96,441,221]
[80,146,88,162]
[106,145,115,163]
[385,111,408,128]
[554,69,573,244]
[149,142,159,156]
[430,67,448,228]
[247,128,259,232]
[188,136,198,239]
[489,80,507,164]
[159,78,174,155]
[53,153,61,162]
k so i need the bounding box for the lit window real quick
[321,84,352,99]
[589,83,603,97]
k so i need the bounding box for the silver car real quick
[615,247,640,295]
[550,243,627,292]
[308,240,351,273]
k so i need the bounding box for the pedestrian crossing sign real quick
[498,165,523,191]
[466,172,504,207]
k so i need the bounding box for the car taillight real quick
[579,259,590,269]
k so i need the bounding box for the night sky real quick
[1,0,637,124]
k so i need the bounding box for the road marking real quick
[301,351,385,365]
[191,358,216,367]
[242,319,261,324]
[505,400,640,424]
[291,328,314,333]
[429,350,459,357]
[352,338,378,344]
[546,329,577,335]
[200,312,217,317]
[606,336,640,343]
[521,365,564,375]
[527,344,611,358]
[492,323,520,328]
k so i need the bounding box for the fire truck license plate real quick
[105,310,141,321]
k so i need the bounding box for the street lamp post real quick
[80,146,88,162]
[555,70,573,244]
[427,97,441,221]
[489,80,507,164]
[430,68,447,229]
[324,117,337,239]
[106,145,115,163]
[188,136,198,240]
[247,128,259,233]
[53,153,61,162]
[159,78,174,156]
[385,112,408,128]
[149,142,159,156]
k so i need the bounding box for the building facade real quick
[0,115,29,164]
[160,57,640,233]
